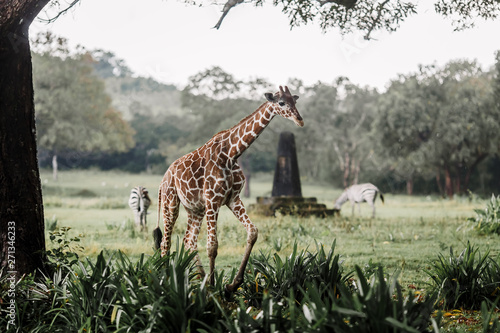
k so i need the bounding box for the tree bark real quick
[454,172,461,195]
[436,170,444,196]
[464,153,488,193]
[0,0,51,277]
[343,152,350,188]
[406,178,413,195]
[444,166,454,199]
[353,158,360,185]
[52,154,58,180]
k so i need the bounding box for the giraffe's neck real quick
[226,103,275,160]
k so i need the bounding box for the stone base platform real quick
[249,196,339,218]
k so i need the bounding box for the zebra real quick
[334,183,384,218]
[128,186,152,231]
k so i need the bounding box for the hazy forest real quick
[32,32,500,198]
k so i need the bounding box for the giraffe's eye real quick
[279,101,285,106]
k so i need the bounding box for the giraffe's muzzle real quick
[293,116,304,127]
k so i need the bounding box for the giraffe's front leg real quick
[226,197,258,294]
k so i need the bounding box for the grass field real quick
[41,169,500,290]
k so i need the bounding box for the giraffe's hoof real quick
[224,284,234,299]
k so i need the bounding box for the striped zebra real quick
[334,183,384,218]
[128,186,152,231]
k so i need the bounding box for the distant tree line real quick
[32,32,500,197]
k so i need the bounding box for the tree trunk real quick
[444,166,454,199]
[353,158,360,185]
[436,170,444,196]
[52,154,58,180]
[0,0,51,278]
[454,174,461,195]
[343,152,350,188]
[406,178,413,195]
[464,153,488,193]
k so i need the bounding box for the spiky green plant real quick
[468,194,500,235]
[426,242,492,309]
[240,241,351,307]
[480,299,500,333]
[111,245,223,332]
[299,266,440,333]
[1,241,228,332]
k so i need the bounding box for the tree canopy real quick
[205,0,500,39]
[32,32,135,178]
[372,60,499,196]
[38,0,500,40]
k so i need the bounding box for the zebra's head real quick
[264,86,304,127]
[333,191,349,209]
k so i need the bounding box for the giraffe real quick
[153,86,304,294]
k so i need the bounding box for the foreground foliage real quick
[2,234,500,332]
[426,241,500,310]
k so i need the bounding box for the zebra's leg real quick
[160,186,180,257]
[142,210,148,232]
[184,209,206,277]
[370,201,376,218]
[134,212,141,228]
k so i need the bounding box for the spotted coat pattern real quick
[156,86,304,292]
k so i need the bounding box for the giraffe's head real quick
[265,86,304,127]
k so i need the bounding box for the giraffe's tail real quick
[153,187,162,250]
[153,228,162,250]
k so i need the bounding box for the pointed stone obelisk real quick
[250,132,338,217]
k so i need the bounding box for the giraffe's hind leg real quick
[205,202,221,286]
[184,209,206,277]
[160,184,180,257]
[226,196,258,293]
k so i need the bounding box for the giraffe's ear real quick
[293,95,299,102]
[265,93,276,102]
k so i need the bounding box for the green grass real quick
[41,169,500,291]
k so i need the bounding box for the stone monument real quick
[250,132,337,217]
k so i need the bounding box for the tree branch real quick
[213,0,244,29]
[317,0,358,9]
[333,142,345,170]
[37,0,81,24]
[364,0,390,40]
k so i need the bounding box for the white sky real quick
[30,0,500,92]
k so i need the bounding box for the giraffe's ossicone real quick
[153,86,304,294]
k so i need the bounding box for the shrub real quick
[110,246,223,332]
[299,266,440,333]
[1,242,226,332]
[6,238,500,332]
[45,226,83,273]
[468,194,500,235]
[426,242,492,309]
[480,299,500,333]
[239,241,351,307]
